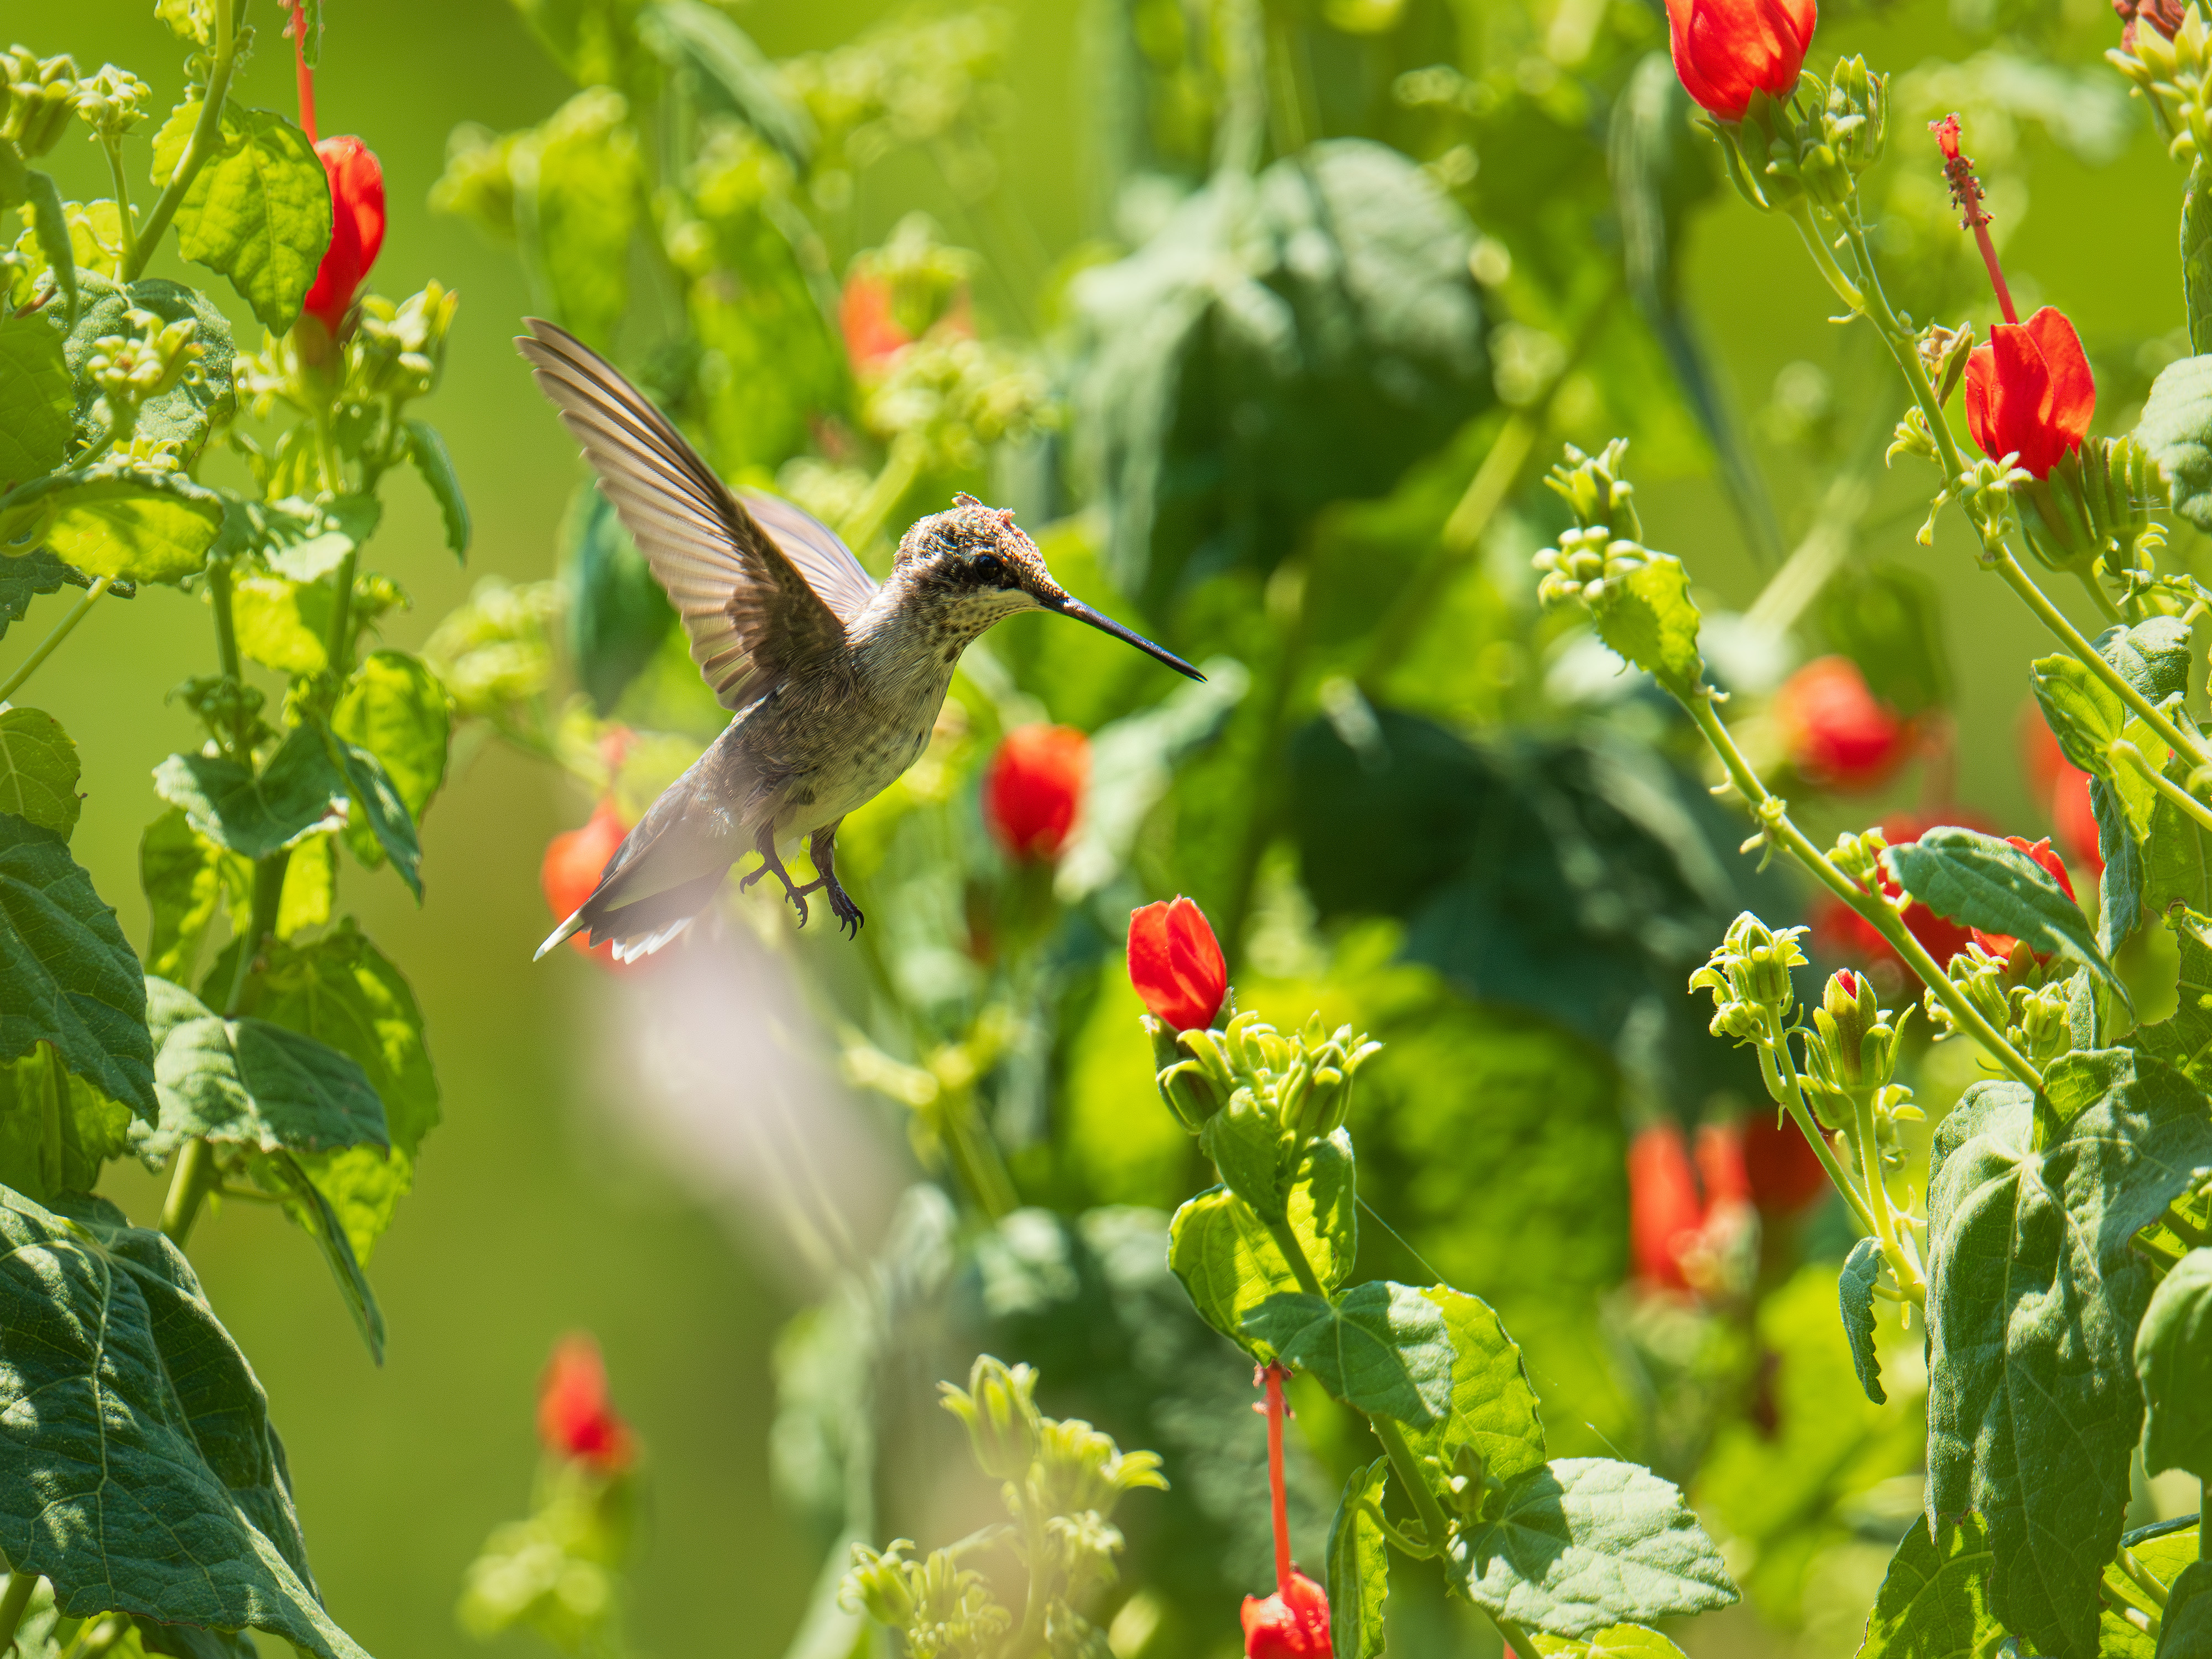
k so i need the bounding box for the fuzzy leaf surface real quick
[2135,1247,2212,1481]
[1885,827,2121,1004]
[1243,1281,1453,1425]
[1326,1457,1389,1659]
[1855,1514,2005,1659]
[1839,1237,1887,1406]
[1397,1284,1547,1484]
[150,100,331,331]
[153,725,348,860]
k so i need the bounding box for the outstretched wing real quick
[516,319,860,711]
[741,489,878,623]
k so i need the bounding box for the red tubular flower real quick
[542,800,629,967]
[302,136,385,338]
[1772,656,1913,792]
[2116,0,2189,49]
[984,724,1089,862]
[1243,1574,1332,1659]
[1664,0,1818,122]
[1628,1125,1704,1291]
[1128,897,1228,1031]
[1743,1113,1829,1215]
[839,274,911,371]
[1970,836,2077,961]
[1963,307,2095,481]
[538,1333,634,1474]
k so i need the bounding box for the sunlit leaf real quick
[153,725,347,860]
[1856,1515,2006,1659]
[149,101,331,332]
[404,420,469,559]
[2135,1247,2212,1481]
[1886,827,2122,1005]
[0,707,80,839]
[1325,1458,1389,1659]
[1243,1281,1452,1424]
[62,278,237,458]
[0,309,71,480]
[1397,1285,1547,1486]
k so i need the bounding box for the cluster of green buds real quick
[1147,1009,1379,1150]
[1688,912,1808,1044]
[2109,3,2212,165]
[848,212,979,352]
[72,63,149,142]
[862,333,1056,477]
[847,1356,1165,1659]
[84,307,204,444]
[1535,440,1708,697]
[1704,56,1887,215]
[2,47,80,160]
[350,282,460,403]
[1799,971,1924,1178]
[1927,941,2077,1067]
[2018,436,2166,578]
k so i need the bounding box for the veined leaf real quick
[149,100,330,332]
[332,653,450,826]
[1924,1058,2212,1659]
[2096,615,2193,706]
[319,723,422,901]
[2138,353,2212,530]
[2031,654,2124,779]
[0,1187,371,1657]
[139,806,247,987]
[229,573,332,675]
[0,1042,133,1202]
[1168,1133,1356,1363]
[0,308,71,480]
[153,724,348,860]
[1839,1237,1886,1406]
[1592,553,1705,698]
[403,420,469,559]
[1243,1282,1453,1425]
[1326,1458,1389,1659]
[0,707,80,839]
[0,549,75,644]
[34,469,226,584]
[2135,1248,2212,1481]
[1856,1515,2005,1659]
[62,278,237,459]
[2093,774,2144,955]
[1443,1458,1737,1637]
[1397,1284,1547,1485]
[1530,1627,1690,1659]
[2138,910,2212,1088]
[1885,827,2124,1006]
[2161,1562,2212,1659]
[0,813,155,1119]
[2188,159,2212,355]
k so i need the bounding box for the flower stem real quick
[0,578,111,703]
[1494,1614,1541,1659]
[1683,691,2044,1091]
[1266,1217,1326,1296]
[100,135,139,274]
[2114,740,2212,836]
[1972,220,2018,325]
[0,1571,36,1653]
[129,0,248,280]
[1786,203,1866,311]
[1367,1411,1454,1558]
[1261,1363,1292,1588]
[160,1136,218,1248]
[1755,1012,1882,1241]
[2074,563,2125,628]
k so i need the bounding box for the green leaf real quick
[530,88,641,349]
[33,469,226,583]
[149,101,331,332]
[1167,1136,1357,1363]
[0,707,80,839]
[153,724,348,860]
[0,1041,133,1202]
[229,572,332,675]
[1925,1060,2212,1659]
[319,724,422,901]
[245,1147,385,1364]
[1592,553,1705,697]
[1398,1285,1547,1486]
[253,920,439,1260]
[2032,654,2125,779]
[0,549,76,642]
[2187,159,2212,356]
[1856,1515,2006,1659]
[25,170,76,328]
[2145,773,2212,919]
[0,309,71,479]
[138,806,244,986]
[403,420,469,559]
[2097,616,2194,706]
[2135,1247,2212,1481]
[2093,774,2145,956]
[62,278,237,458]
[1530,1627,1691,1659]
[2137,354,2212,530]
[294,0,324,66]
[563,484,672,716]
[1443,1458,1738,1637]
[1839,1236,1886,1406]
[266,494,378,582]
[1885,827,2124,1006]
[0,1187,372,1658]
[331,651,448,823]
[2161,1561,2212,1659]
[1325,1458,1389,1659]
[0,813,155,1118]
[1241,1281,1453,1425]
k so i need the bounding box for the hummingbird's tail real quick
[538,867,733,963]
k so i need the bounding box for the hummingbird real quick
[520,319,1204,962]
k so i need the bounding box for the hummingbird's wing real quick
[517,319,866,711]
[740,490,878,623]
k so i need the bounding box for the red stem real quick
[1973,222,2018,325]
[291,2,318,145]
[1262,1363,1291,1589]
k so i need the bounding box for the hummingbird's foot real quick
[738,830,811,926]
[804,823,866,939]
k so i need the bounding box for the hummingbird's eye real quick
[971,553,1006,587]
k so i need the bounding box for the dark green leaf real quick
[563,484,672,716]
[62,278,237,459]
[2135,1247,2212,1481]
[1443,1458,1738,1637]
[2137,354,2212,531]
[2094,774,2145,956]
[1398,1285,1547,1485]
[1885,827,2124,1006]
[403,420,469,559]
[25,171,76,328]
[1839,1237,1886,1406]
[0,1187,371,1657]
[153,725,347,860]
[331,651,449,823]
[0,813,154,1118]
[1925,1058,2212,1659]
[149,101,331,332]
[1326,1458,1389,1659]
[2161,1561,2212,1659]
[0,549,74,643]
[1241,1281,1452,1425]
[0,1042,132,1202]
[139,806,244,987]
[637,0,815,166]
[1168,1138,1357,1364]
[246,1148,384,1364]
[2144,768,2212,919]
[0,310,71,481]
[0,707,80,839]
[2098,616,2194,707]
[1856,1515,2005,1659]
[319,724,422,901]
[2032,654,2124,779]
[1530,1628,1690,1659]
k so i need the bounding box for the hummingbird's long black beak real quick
[1048,595,1206,681]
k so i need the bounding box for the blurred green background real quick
[14,0,2193,1655]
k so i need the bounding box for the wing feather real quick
[516,318,870,711]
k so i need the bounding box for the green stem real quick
[1006,1485,1050,1659]
[160,1136,218,1248]
[1493,1614,1542,1659]
[1786,202,1866,312]
[1265,1217,1326,1296]
[1368,1411,1455,1559]
[1755,1014,1883,1243]
[0,577,112,703]
[1848,1076,1921,1300]
[2076,562,2126,628]
[100,135,139,275]
[2117,1547,2172,1609]
[2114,740,2212,836]
[60,1615,126,1659]
[0,1570,37,1655]
[323,550,358,675]
[127,0,248,280]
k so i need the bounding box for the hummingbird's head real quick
[894,495,1204,680]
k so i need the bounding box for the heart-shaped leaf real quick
[1242,1281,1453,1425]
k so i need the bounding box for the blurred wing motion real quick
[518,319,881,962]
[515,318,878,712]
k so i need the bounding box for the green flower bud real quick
[842,1541,921,1626]
[1543,440,1643,540]
[74,64,150,140]
[938,1355,1042,1484]
[2,48,81,159]
[1690,912,1808,1032]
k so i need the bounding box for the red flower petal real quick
[1242,1572,1333,1659]
[1128,897,1228,1031]
[1629,1124,1704,1291]
[1966,308,2094,479]
[983,724,1089,862]
[1970,835,2077,960]
[302,136,384,336]
[1665,0,1817,119]
[1773,656,1912,791]
[537,1333,634,1473]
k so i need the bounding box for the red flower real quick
[2115,0,2189,48]
[1963,306,2095,481]
[1811,810,1998,979]
[839,273,910,371]
[1743,1113,1829,1215]
[542,800,629,967]
[1243,1573,1332,1659]
[1970,836,2077,961]
[984,724,1089,862]
[1665,0,1818,122]
[1629,1124,1705,1291]
[1128,897,1228,1031]
[1772,656,1913,792]
[538,1333,634,1474]
[303,136,385,338]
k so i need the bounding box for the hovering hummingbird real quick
[520,319,1203,962]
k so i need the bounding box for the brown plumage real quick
[519,319,1203,961]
